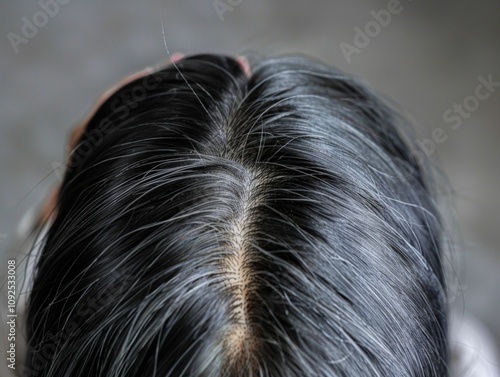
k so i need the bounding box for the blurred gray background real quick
[1,0,499,372]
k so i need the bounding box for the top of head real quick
[25,54,447,377]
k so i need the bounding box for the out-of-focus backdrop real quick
[1,0,499,371]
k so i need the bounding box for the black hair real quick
[25,53,448,376]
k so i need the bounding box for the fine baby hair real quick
[24,53,448,376]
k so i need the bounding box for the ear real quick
[38,183,60,227]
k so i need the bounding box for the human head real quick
[25,53,448,376]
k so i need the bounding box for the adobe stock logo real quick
[340,0,411,63]
[7,0,71,54]
[213,0,243,21]
[443,74,499,129]
[414,74,499,164]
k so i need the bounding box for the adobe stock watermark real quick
[340,0,411,63]
[6,259,17,371]
[7,0,71,54]
[213,0,243,21]
[414,74,499,163]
